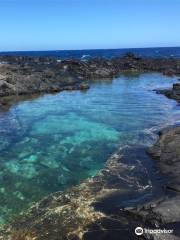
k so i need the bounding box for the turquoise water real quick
[0,73,179,224]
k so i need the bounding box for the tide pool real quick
[0,73,179,224]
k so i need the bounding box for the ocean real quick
[0,47,180,59]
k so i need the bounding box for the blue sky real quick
[0,0,180,51]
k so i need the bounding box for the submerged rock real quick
[0,146,157,240]
[1,125,180,239]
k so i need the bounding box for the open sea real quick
[0,47,180,59]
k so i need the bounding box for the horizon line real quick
[0,46,180,53]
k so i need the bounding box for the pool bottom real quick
[0,145,165,239]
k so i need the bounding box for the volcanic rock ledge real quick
[156,83,180,103]
[0,53,180,99]
[148,126,180,192]
[143,126,180,239]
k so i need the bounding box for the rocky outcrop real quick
[0,53,180,102]
[0,64,86,97]
[142,126,180,239]
[0,80,16,96]
[156,83,180,103]
[148,126,180,192]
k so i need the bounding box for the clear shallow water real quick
[0,73,180,224]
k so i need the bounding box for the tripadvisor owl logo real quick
[135,227,174,236]
[135,227,144,235]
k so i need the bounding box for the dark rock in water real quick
[122,52,142,61]
[148,126,180,192]
[156,83,180,103]
[79,82,90,90]
[173,83,180,91]
[163,69,176,76]
[136,126,180,240]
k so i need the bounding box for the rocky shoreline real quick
[156,83,180,103]
[1,53,180,109]
[0,54,180,239]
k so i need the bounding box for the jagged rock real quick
[0,80,16,96]
[0,54,180,102]
[79,83,90,90]
[163,69,176,76]
[148,126,180,192]
[156,83,180,103]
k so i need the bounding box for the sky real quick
[0,0,180,51]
